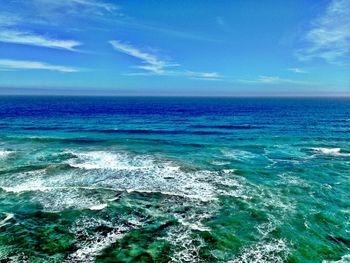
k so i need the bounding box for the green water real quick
[0,97,349,262]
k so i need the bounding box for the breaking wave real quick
[228,239,289,263]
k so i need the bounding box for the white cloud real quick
[0,13,21,27]
[287,68,307,74]
[185,71,221,81]
[297,0,350,64]
[110,40,221,80]
[69,0,117,12]
[239,75,311,85]
[32,0,117,13]
[32,0,119,18]
[110,40,177,74]
[0,30,81,51]
[0,59,79,72]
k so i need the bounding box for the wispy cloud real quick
[0,30,81,51]
[287,68,307,74]
[0,13,21,27]
[110,39,221,80]
[32,0,117,13]
[297,0,350,64]
[239,75,311,85]
[110,40,178,74]
[68,0,117,12]
[0,59,79,72]
[29,0,119,19]
[185,71,221,81]
[13,0,120,27]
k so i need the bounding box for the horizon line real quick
[0,94,349,98]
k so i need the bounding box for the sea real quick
[0,96,349,262]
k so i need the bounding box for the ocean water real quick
[0,96,349,263]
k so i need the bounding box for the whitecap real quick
[228,239,289,263]
[66,151,149,171]
[0,212,14,227]
[66,229,126,262]
[223,169,236,174]
[323,254,350,263]
[67,216,143,262]
[65,151,220,202]
[211,161,230,166]
[0,150,12,159]
[89,204,107,211]
[0,150,245,214]
[312,148,341,155]
[162,226,206,263]
[221,149,256,161]
[176,217,210,232]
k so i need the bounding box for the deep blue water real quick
[0,96,349,262]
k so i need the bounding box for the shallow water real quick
[0,97,349,262]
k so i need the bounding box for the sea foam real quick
[0,212,14,228]
[312,148,341,154]
[0,150,12,159]
[1,150,241,212]
[228,239,289,263]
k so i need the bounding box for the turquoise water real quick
[0,97,349,262]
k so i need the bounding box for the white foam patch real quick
[67,216,143,262]
[323,254,350,263]
[0,148,299,263]
[0,150,12,159]
[67,230,125,262]
[37,189,113,212]
[221,149,257,161]
[228,239,289,263]
[0,212,14,228]
[257,224,274,240]
[0,150,256,261]
[163,226,206,263]
[173,206,212,233]
[312,148,341,155]
[1,177,48,194]
[211,161,231,166]
[67,151,162,171]
[0,150,244,212]
[89,204,107,210]
[65,151,241,202]
[312,147,350,157]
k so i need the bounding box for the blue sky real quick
[0,0,349,96]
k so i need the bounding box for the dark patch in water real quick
[0,164,48,175]
[12,136,107,144]
[89,129,229,135]
[327,236,350,247]
[190,124,264,130]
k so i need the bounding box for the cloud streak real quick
[297,0,350,64]
[185,71,221,81]
[0,59,79,72]
[0,30,81,51]
[110,39,221,81]
[239,75,311,85]
[69,0,117,12]
[110,40,178,74]
[0,13,21,27]
[32,0,117,13]
[287,68,306,74]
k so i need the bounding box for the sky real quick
[0,0,349,96]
